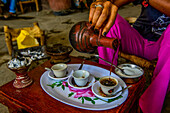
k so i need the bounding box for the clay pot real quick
[69,21,120,54]
[7,58,33,88]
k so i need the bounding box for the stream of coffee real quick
[109,47,119,75]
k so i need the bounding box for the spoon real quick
[45,67,52,71]
[77,61,85,77]
[108,85,132,96]
[45,67,55,75]
[78,61,85,70]
[98,57,133,76]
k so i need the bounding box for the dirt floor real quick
[0,3,169,113]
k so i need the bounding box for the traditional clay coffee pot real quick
[69,21,120,53]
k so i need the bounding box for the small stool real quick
[4,22,45,56]
[19,0,39,13]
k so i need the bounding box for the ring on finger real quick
[95,4,103,9]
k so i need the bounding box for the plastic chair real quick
[4,22,45,56]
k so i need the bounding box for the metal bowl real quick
[115,64,144,84]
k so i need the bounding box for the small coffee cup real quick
[72,70,89,87]
[99,76,119,95]
[51,63,67,78]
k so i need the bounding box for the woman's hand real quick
[89,0,118,36]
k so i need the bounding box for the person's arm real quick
[111,0,135,7]
[112,0,170,16]
[149,0,170,16]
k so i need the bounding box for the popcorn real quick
[7,57,31,69]
[20,49,45,60]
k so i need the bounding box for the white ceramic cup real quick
[99,76,119,95]
[51,63,67,78]
[72,70,89,87]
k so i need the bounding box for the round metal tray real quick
[115,64,144,84]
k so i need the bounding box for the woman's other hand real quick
[89,0,118,36]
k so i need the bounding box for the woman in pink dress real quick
[89,0,170,113]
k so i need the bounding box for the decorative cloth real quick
[133,3,170,41]
[17,30,39,49]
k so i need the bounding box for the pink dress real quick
[98,14,170,113]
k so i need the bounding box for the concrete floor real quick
[0,3,169,113]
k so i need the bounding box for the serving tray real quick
[40,64,128,110]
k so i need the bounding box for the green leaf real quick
[81,97,84,104]
[93,98,99,100]
[57,83,62,87]
[95,97,109,103]
[65,82,68,87]
[61,85,65,90]
[47,82,57,88]
[68,92,74,97]
[95,77,100,81]
[78,97,81,99]
[108,95,123,103]
[58,81,62,84]
[47,84,54,88]
[84,97,92,101]
[91,100,95,104]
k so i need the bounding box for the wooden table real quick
[0,56,145,113]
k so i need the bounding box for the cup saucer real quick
[92,81,122,100]
[68,75,95,89]
[48,67,74,81]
